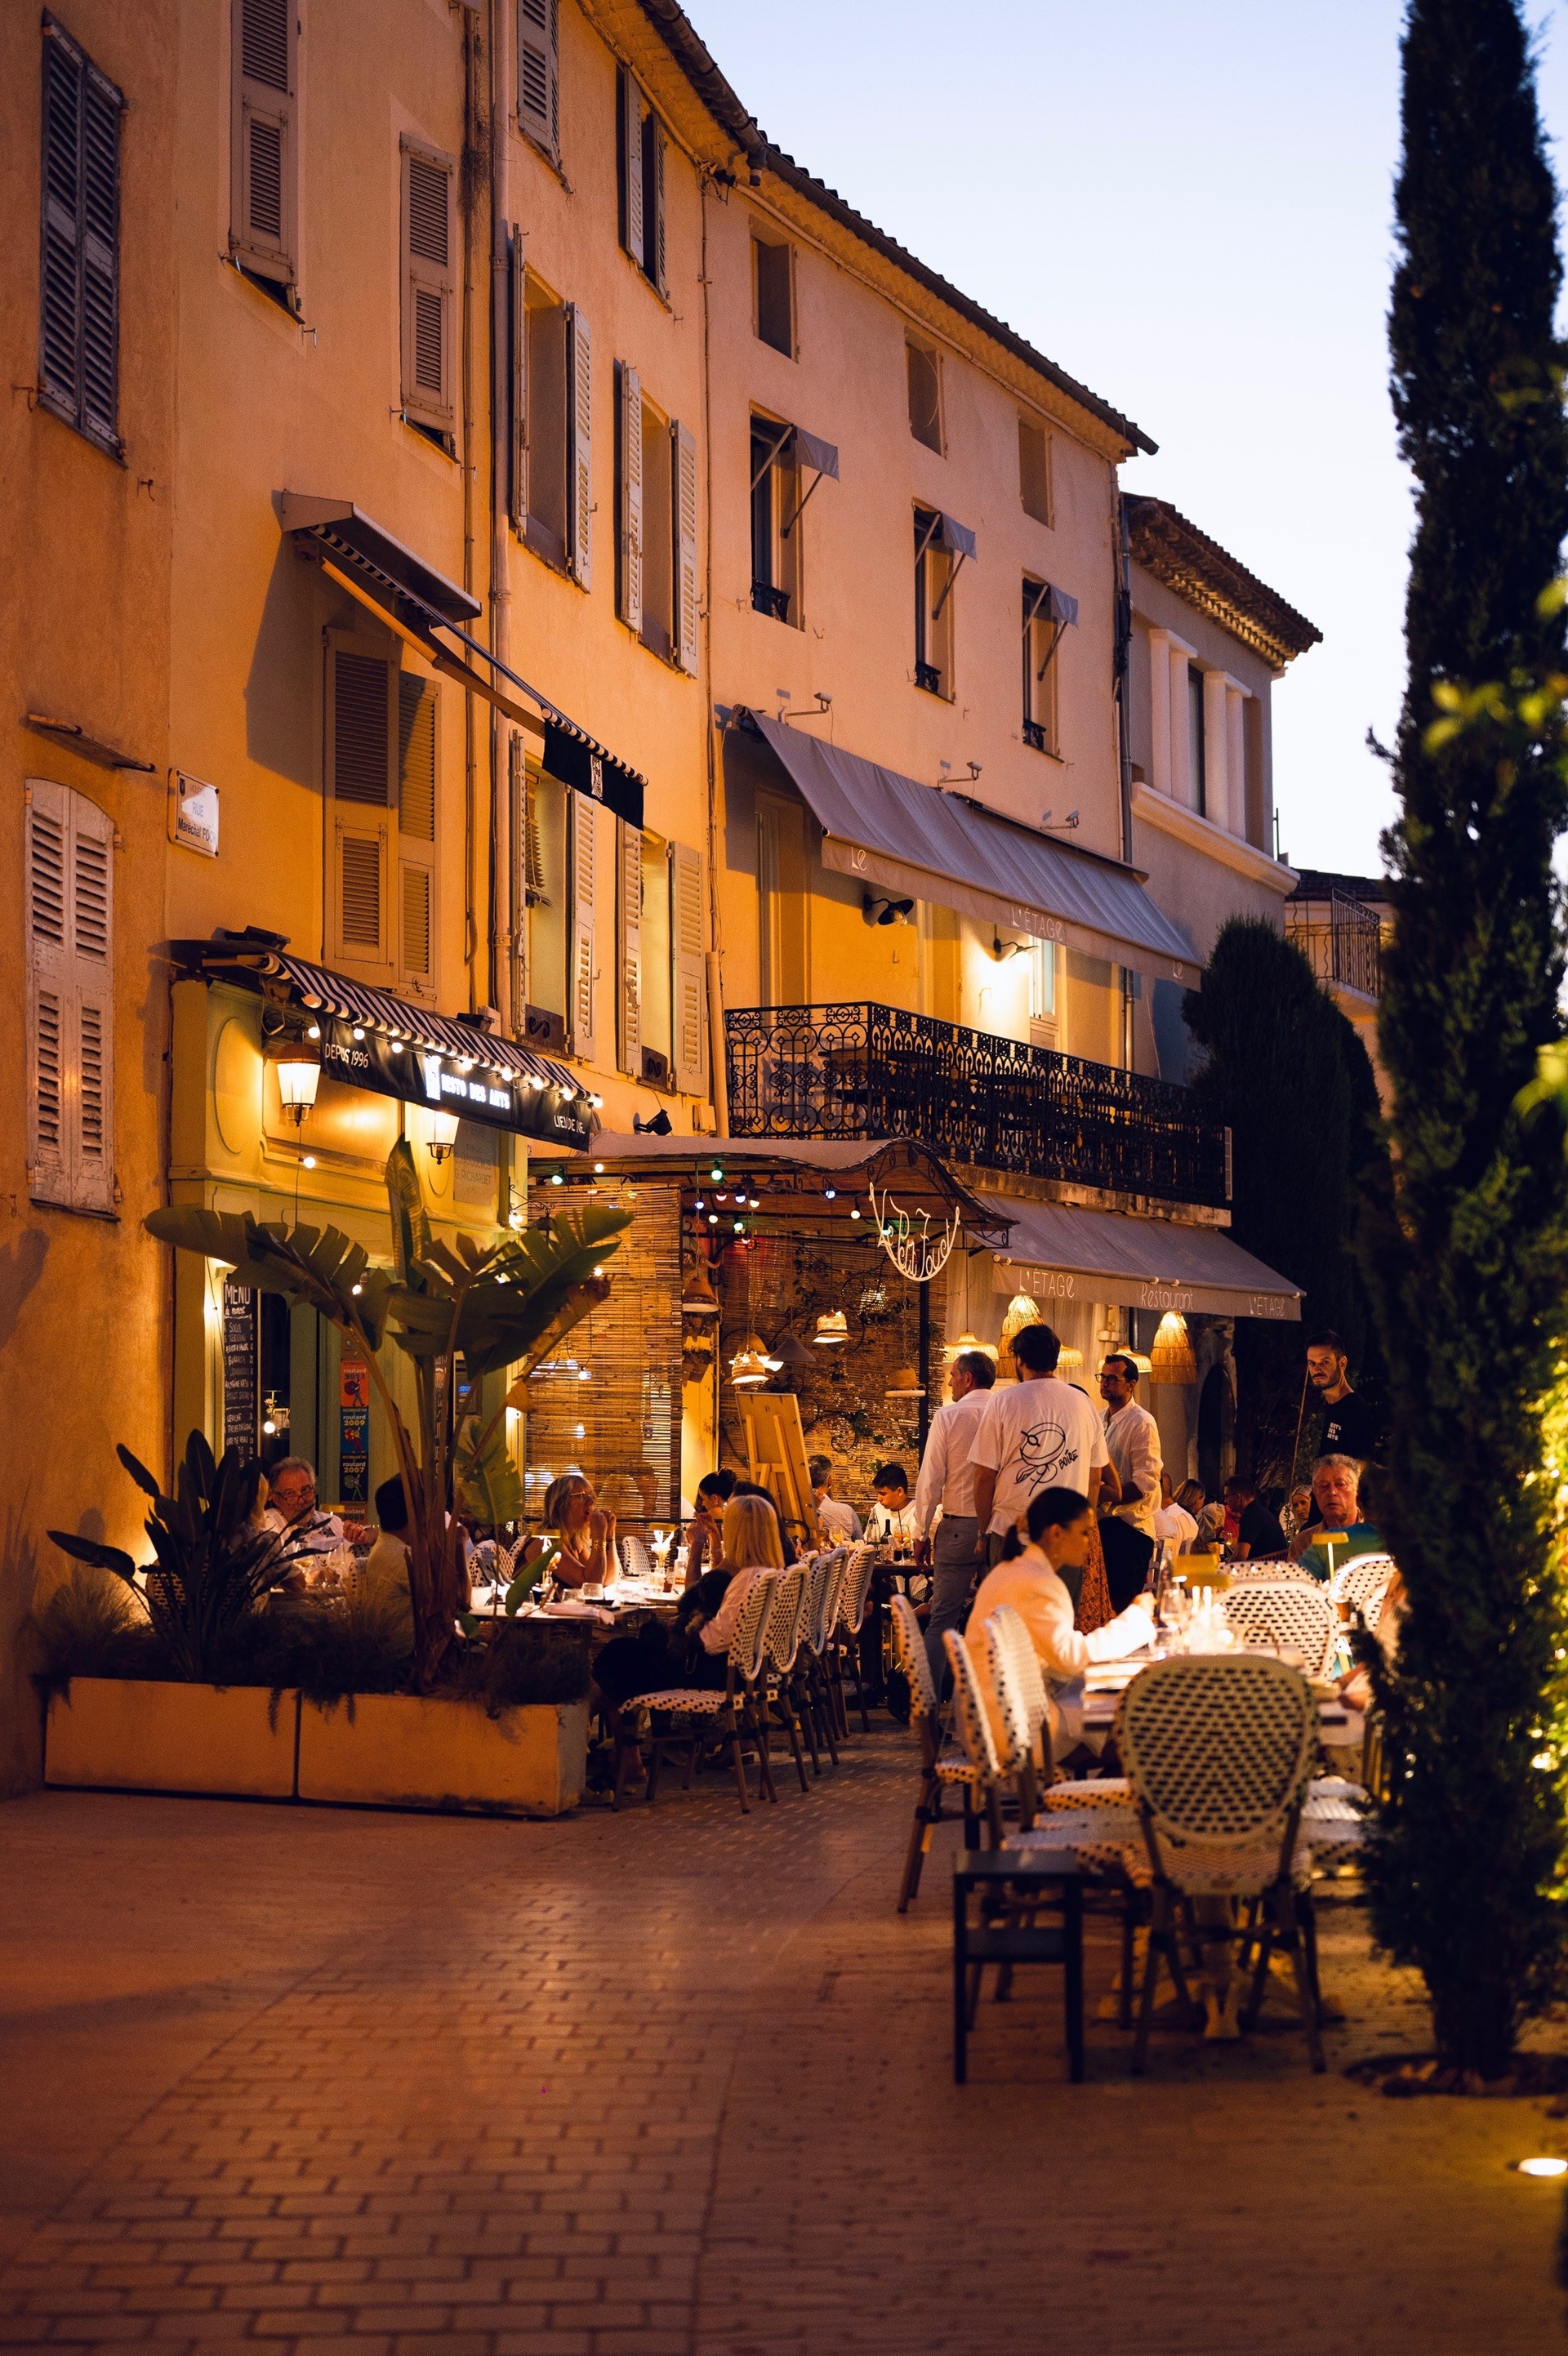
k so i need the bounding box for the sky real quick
[684,0,1568,876]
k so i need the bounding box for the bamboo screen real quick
[522,1180,683,1527]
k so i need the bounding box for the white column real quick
[1147,629,1172,795]
[1227,684,1248,839]
[1167,635,1196,808]
[1202,669,1229,829]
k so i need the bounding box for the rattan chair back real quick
[978,1613,1030,1776]
[1117,1655,1316,1893]
[806,1551,842,1654]
[1221,1579,1337,1678]
[764,1566,808,1676]
[619,1532,654,1583]
[987,1604,1051,1754]
[728,1570,777,1681]
[887,1592,938,1721]
[1329,1551,1397,1614]
[838,1545,877,1636]
[943,1628,1002,1786]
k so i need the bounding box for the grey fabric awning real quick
[742,712,1199,982]
[1026,581,1079,629]
[792,426,840,479]
[984,1192,1301,1321]
[924,510,977,560]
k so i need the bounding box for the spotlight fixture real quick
[1040,808,1080,831]
[633,1107,673,1137]
[301,1154,317,1170]
[991,935,1029,962]
[862,893,915,927]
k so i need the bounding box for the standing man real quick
[1098,1353,1162,1610]
[1306,1330,1381,1463]
[912,1347,996,1690]
[969,1323,1107,1573]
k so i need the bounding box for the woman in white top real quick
[592,1494,784,1730]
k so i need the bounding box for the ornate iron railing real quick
[725,1003,1230,1208]
[1285,889,1382,1000]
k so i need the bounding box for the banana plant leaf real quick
[144,1207,390,1350]
[455,1414,525,1525]
[385,1137,432,1285]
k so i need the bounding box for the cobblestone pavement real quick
[0,1730,1563,2354]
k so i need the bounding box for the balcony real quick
[751,580,791,623]
[725,1003,1231,1209]
[1285,889,1382,1000]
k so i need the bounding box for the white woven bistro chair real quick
[889,1593,982,1909]
[799,1550,844,1770]
[978,1611,1039,1829]
[830,1543,880,1735]
[1221,1579,1338,1679]
[1116,1653,1325,2073]
[618,1531,655,1583]
[942,1628,1007,1853]
[760,1566,812,1797]
[639,1570,777,1815]
[986,1606,1051,1798]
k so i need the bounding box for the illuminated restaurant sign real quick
[320,1021,592,1149]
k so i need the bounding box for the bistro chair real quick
[978,1613,1038,1829]
[619,1531,655,1583]
[985,1606,1052,1805]
[1116,1654,1325,2073]
[1221,1579,1338,1679]
[1329,1549,1397,1620]
[888,1593,978,1910]
[799,1551,844,1770]
[942,1628,1007,1853]
[760,1566,812,1797]
[639,1570,777,1815]
[830,1543,880,1735]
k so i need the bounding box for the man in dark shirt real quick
[1306,1331,1380,1463]
[1224,1474,1286,1560]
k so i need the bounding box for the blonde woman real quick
[591,1491,784,1745]
[522,1473,617,1591]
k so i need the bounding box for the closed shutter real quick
[670,840,706,1094]
[567,303,592,587]
[26,779,115,1215]
[617,817,643,1076]
[230,0,297,292]
[401,141,456,433]
[652,117,668,297]
[509,231,528,531]
[40,21,122,453]
[616,359,643,632]
[327,640,395,984]
[508,731,531,1016]
[674,419,698,675]
[568,791,599,1062]
[397,673,438,993]
[518,0,559,161]
[617,65,644,262]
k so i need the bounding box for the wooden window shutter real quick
[509,231,528,531]
[327,640,395,984]
[230,0,297,292]
[518,0,559,161]
[566,303,592,587]
[616,359,643,632]
[508,732,531,1016]
[617,817,643,1076]
[617,65,644,262]
[568,791,599,1062]
[401,141,456,433]
[673,420,698,675]
[653,118,668,296]
[670,840,706,1094]
[39,21,122,453]
[397,673,438,993]
[26,778,115,1214]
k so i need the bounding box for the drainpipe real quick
[460,8,482,1011]
[1114,486,1134,868]
[488,0,513,1032]
[699,169,728,1137]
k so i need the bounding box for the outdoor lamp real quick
[813,1311,849,1346]
[771,1332,814,1370]
[884,1365,925,1401]
[275,1059,320,1125]
[426,1110,459,1165]
[729,1333,778,1388]
[1150,1311,1198,1385]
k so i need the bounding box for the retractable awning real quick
[282,495,645,826]
[984,1191,1300,1321]
[737,711,1199,983]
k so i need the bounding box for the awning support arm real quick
[749,421,795,493]
[929,548,969,624]
[778,467,829,541]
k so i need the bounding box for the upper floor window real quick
[25,777,116,1215]
[325,637,441,997]
[510,264,592,585]
[1022,578,1076,755]
[750,418,800,627]
[229,0,298,310]
[753,233,793,356]
[517,0,559,162]
[400,138,457,447]
[914,507,973,697]
[1187,662,1207,820]
[906,337,942,453]
[616,65,666,296]
[39,17,122,456]
[1018,418,1052,526]
[612,361,697,669]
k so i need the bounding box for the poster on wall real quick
[221,1281,258,1459]
[339,1357,370,1505]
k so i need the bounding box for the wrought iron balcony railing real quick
[1285,889,1383,1000]
[725,1003,1231,1208]
[751,581,791,622]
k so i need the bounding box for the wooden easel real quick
[736,1392,820,1551]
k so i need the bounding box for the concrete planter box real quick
[297,1694,589,1817]
[45,1677,298,1799]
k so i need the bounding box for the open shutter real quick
[568,792,599,1062]
[80,63,120,442]
[40,30,82,421]
[670,840,706,1094]
[673,420,698,675]
[567,303,592,588]
[327,641,396,985]
[401,142,456,434]
[40,21,122,452]
[25,781,71,1208]
[616,359,643,632]
[653,118,668,297]
[25,780,114,1215]
[617,66,644,261]
[69,795,115,1214]
[230,0,296,292]
[617,818,643,1076]
[518,0,559,161]
[509,231,528,531]
[397,673,438,995]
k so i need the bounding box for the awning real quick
[792,426,840,480]
[919,510,978,561]
[176,937,596,1150]
[738,712,1199,982]
[1024,581,1078,630]
[281,495,645,826]
[984,1192,1301,1321]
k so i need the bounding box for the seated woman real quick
[683,1467,737,1589]
[966,1486,1156,1762]
[519,1474,618,1592]
[593,1494,786,1735]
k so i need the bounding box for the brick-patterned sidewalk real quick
[0,1731,1562,2354]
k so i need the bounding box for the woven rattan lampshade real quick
[1055,1343,1085,1373]
[729,1332,779,1387]
[813,1311,849,1345]
[680,1263,720,1319]
[884,1363,926,1401]
[1148,1312,1197,1385]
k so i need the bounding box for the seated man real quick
[864,1463,919,1552]
[1152,1469,1198,1554]
[966,1487,1155,1761]
[1225,1473,1286,1561]
[1290,1455,1383,1582]
[808,1455,864,1544]
[261,1455,368,1582]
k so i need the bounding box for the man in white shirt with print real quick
[969,1322,1108,1569]
[1098,1352,1162,1611]
[912,1347,996,1689]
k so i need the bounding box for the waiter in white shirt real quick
[911,1348,996,1689]
[1098,1354,1162,1611]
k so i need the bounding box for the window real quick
[517,0,559,162]
[1187,663,1207,819]
[229,0,297,308]
[25,777,115,1214]
[1018,419,1051,527]
[325,637,440,993]
[913,506,956,697]
[750,417,800,626]
[518,764,568,1042]
[757,799,809,1004]
[616,65,666,296]
[1027,938,1058,1049]
[39,19,121,455]
[753,234,793,355]
[613,365,695,666]
[906,338,942,453]
[513,270,591,582]
[568,791,599,1060]
[639,830,673,1085]
[400,139,456,443]
[1022,579,1062,755]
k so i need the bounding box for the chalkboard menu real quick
[221,1280,259,1459]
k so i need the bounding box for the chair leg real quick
[1118,1892,1138,2033]
[751,1696,778,1804]
[961,1784,980,1852]
[645,1732,665,1804]
[797,1672,822,1776]
[1133,1900,1167,2074]
[985,1784,1005,1851]
[1018,1756,1040,1831]
[898,1771,939,1912]
[1281,1890,1326,2071]
[724,1707,751,1815]
[782,1690,811,1793]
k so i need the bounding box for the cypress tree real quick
[1366,0,1568,2075]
